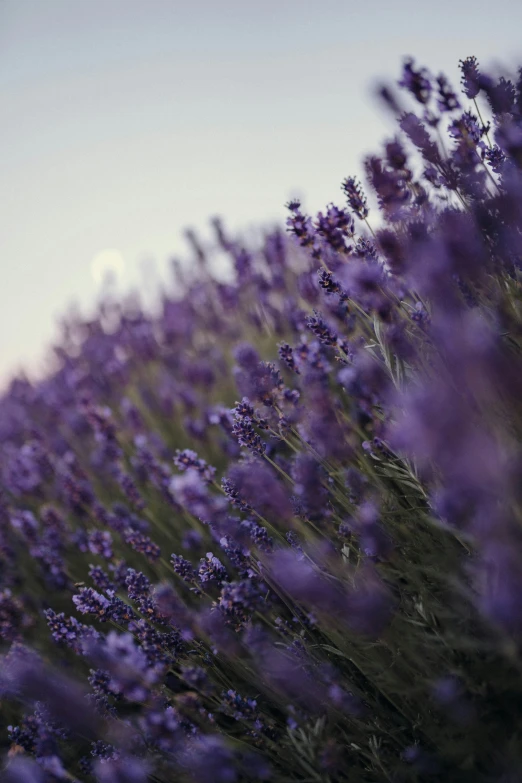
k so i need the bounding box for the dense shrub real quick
[2,55,522,782]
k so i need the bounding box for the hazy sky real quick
[2,0,522,385]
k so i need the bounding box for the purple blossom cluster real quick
[2,54,522,783]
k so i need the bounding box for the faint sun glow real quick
[90,249,125,285]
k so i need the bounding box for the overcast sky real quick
[2,0,522,385]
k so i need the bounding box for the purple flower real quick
[1,649,99,737]
[140,702,181,751]
[305,311,338,346]
[385,138,409,170]
[125,568,151,600]
[170,468,227,523]
[291,454,329,521]
[171,553,198,584]
[81,400,122,463]
[254,639,324,712]
[277,342,300,374]
[93,757,149,783]
[10,509,39,542]
[399,58,432,104]
[341,177,369,219]
[154,583,194,636]
[235,360,284,408]
[91,740,120,761]
[482,76,516,115]
[88,530,113,560]
[221,476,252,512]
[45,608,99,653]
[240,519,273,552]
[448,111,488,145]
[353,501,393,560]
[436,73,460,113]
[232,416,266,456]
[218,578,267,622]
[220,688,258,721]
[122,529,161,562]
[92,631,163,702]
[197,606,241,656]
[3,757,45,783]
[198,552,228,585]
[314,203,354,251]
[399,113,440,164]
[181,734,238,783]
[129,618,182,664]
[0,589,31,642]
[116,469,145,510]
[317,268,348,300]
[174,449,216,482]
[89,564,116,592]
[484,144,506,174]
[2,442,46,497]
[285,201,321,258]
[233,342,260,370]
[459,56,481,99]
[344,564,394,637]
[182,529,203,551]
[226,461,293,523]
[73,587,112,620]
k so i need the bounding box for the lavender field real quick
[2,56,522,782]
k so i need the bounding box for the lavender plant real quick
[2,54,522,782]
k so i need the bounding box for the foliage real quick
[2,55,522,782]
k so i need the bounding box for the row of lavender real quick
[1,56,522,782]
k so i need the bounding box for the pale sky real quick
[1,0,522,385]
